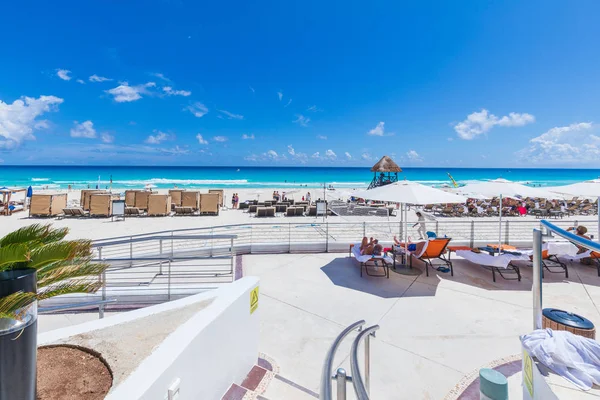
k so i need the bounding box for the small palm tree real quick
[0,224,108,319]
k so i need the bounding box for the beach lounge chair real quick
[256,207,275,217]
[350,242,393,278]
[181,191,200,212]
[174,206,195,215]
[199,193,220,215]
[124,190,142,208]
[168,190,185,208]
[125,207,144,216]
[89,194,113,217]
[248,205,258,213]
[275,204,287,213]
[416,238,453,277]
[147,194,172,216]
[307,206,317,216]
[30,193,68,217]
[295,207,305,216]
[81,190,105,210]
[208,189,224,207]
[455,249,527,282]
[286,207,297,216]
[62,207,89,218]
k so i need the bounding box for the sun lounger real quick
[286,207,297,216]
[125,207,144,216]
[199,193,220,215]
[416,238,453,276]
[62,207,89,218]
[455,250,529,282]
[256,207,275,217]
[351,242,393,278]
[307,206,317,216]
[248,205,258,213]
[275,204,287,213]
[174,206,195,215]
[295,207,305,216]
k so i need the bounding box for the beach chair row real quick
[249,204,320,217]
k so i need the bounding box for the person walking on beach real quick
[413,212,427,240]
[232,193,236,209]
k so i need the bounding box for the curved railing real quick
[350,325,380,399]
[320,320,365,400]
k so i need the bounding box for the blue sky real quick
[1,1,599,167]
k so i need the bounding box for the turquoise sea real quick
[1,166,600,190]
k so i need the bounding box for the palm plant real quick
[0,224,108,319]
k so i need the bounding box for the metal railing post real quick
[230,237,234,277]
[435,221,439,236]
[167,260,172,301]
[98,247,105,319]
[335,368,348,400]
[505,220,510,245]
[363,222,366,238]
[159,239,163,275]
[469,221,475,248]
[365,333,371,396]
[289,223,292,253]
[171,231,174,257]
[532,229,543,330]
[326,222,329,252]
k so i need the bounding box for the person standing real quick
[306,192,311,204]
[413,212,427,240]
[232,193,236,209]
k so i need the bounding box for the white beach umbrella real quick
[547,179,600,198]
[460,178,562,252]
[547,179,600,241]
[353,180,468,205]
[354,181,467,267]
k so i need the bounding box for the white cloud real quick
[76,79,85,84]
[361,152,372,161]
[151,73,170,82]
[447,137,454,142]
[70,120,97,138]
[218,110,244,120]
[267,150,278,159]
[106,82,156,102]
[145,130,169,144]
[277,91,283,101]
[56,69,72,81]
[249,86,255,93]
[0,95,63,149]
[454,109,535,140]
[185,102,208,118]
[317,135,327,140]
[213,136,228,142]
[517,122,597,164]
[101,132,114,143]
[287,145,295,156]
[244,154,258,162]
[284,99,292,108]
[368,122,385,136]
[162,86,191,97]
[159,145,188,155]
[293,114,310,127]
[325,149,337,160]
[345,152,352,160]
[89,74,112,83]
[242,134,254,140]
[406,150,422,161]
[307,105,322,112]
[312,152,320,159]
[196,134,208,145]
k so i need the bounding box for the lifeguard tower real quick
[368,156,402,189]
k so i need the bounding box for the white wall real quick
[106,276,260,400]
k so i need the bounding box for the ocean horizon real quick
[2,165,600,190]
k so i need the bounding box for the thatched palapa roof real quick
[370,156,402,173]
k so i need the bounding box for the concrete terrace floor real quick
[245,252,600,400]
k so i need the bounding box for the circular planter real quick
[0,269,37,400]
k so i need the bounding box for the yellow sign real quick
[250,286,259,314]
[523,350,534,398]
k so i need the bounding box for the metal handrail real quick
[39,299,117,313]
[320,320,365,400]
[540,219,600,251]
[350,325,380,400]
[94,234,237,247]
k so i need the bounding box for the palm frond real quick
[0,224,68,247]
[38,280,104,300]
[37,262,108,289]
[0,244,30,271]
[27,240,92,270]
[0,291,37,320]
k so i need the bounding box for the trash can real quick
[542,308,595,339]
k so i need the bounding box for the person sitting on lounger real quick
[393,236,428,255]
[567,225,593,263]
